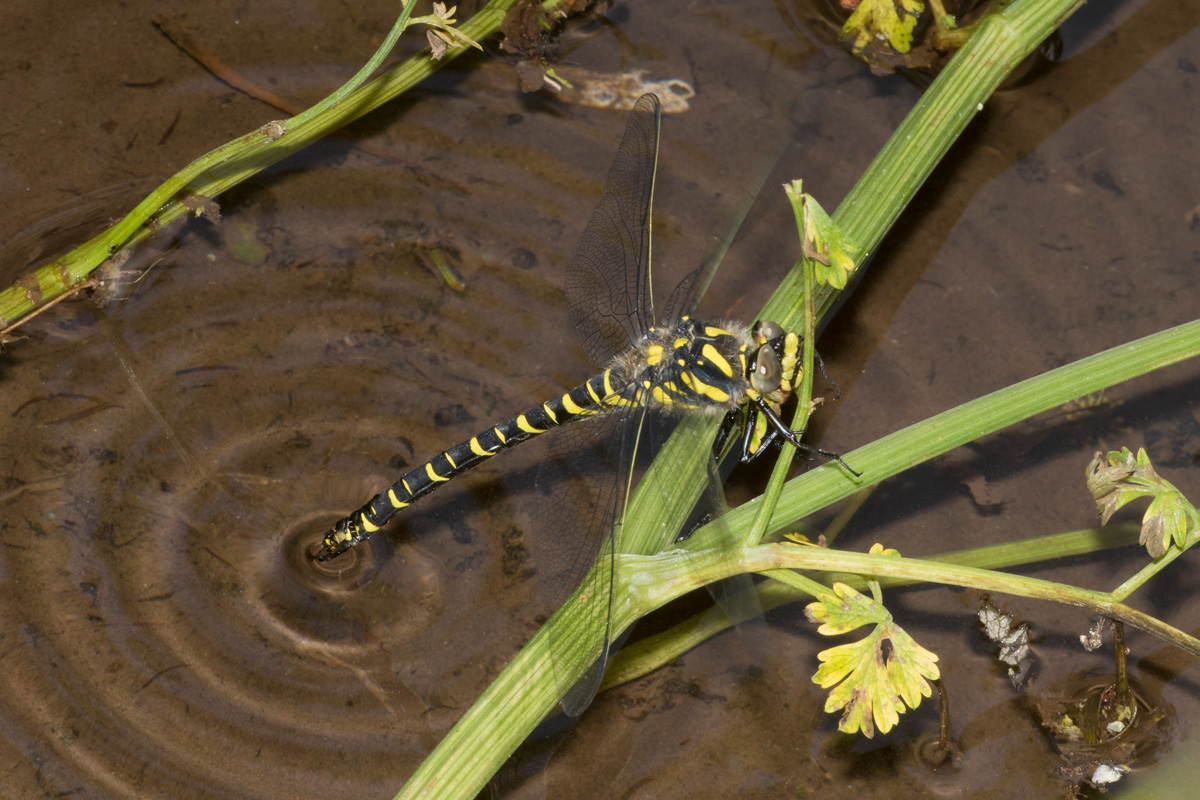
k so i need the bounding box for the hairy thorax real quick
[608,317,756,414]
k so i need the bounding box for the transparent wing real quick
[658,184,767,325]
[530,406,643,716]
[522,95,662,717]
[566,94,661,366]
[687,443,768,642]
[661,100,801,324]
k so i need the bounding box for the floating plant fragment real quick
[841,0,924,61]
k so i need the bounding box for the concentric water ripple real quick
[1,193,568,796]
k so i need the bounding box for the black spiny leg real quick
[752,398,861,477]
[813,351,842,400]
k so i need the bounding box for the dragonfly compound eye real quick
[752,320,784,345]
[750,344,782,393]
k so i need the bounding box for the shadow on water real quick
[0,0,1198,797]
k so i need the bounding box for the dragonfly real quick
[316,94,851,713]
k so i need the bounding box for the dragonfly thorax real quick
[607,316,799,413]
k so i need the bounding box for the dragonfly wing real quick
[530,406,635,716]
[566,94,661,366]
[689,449,768,642]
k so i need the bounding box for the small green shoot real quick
[784,181,861,290]
[544,67,573,89]
[805,544,940,737]
[1087,447,1200,559]
[929,0,958,29]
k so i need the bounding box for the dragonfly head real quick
[749,320,801,404]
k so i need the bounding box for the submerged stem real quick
[934,678,951,762]
[1113,620,1130,708]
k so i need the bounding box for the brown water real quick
[1,0,1198,798]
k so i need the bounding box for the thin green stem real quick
[688,543,1200,658]
[1114,621,1130,708]
[744,193,819,549]
[750,320,1200,539]
[292,0,417,127]
[391,0,1150,797]
[604,524,1140,688]
[934,679,952,760]
[0,0,524,328]
[1111,546,1186,602]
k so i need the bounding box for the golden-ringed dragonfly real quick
[316,94,852,714]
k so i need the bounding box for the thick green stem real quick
[397,308,1200,800]
[393,0,1133,797]
[765,0,1088,332]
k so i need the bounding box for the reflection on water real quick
[0,0,1198,797]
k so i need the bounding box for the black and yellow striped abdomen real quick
[316,317,780,560]
[318,370,620,557]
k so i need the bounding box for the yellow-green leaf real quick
[841,0,924,58]
[806,578,939,738]
[811,616,939,737]
[805,582,881,635]
[785,181,860,290]
[1142,492,1188,559]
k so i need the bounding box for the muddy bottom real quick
[1,0,1198,798]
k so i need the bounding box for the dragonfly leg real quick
[813,351,842,400]
[753,397,860,477]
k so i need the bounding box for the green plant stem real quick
[402,307,1200,800]
[394,0,1127,796]
[1110,545,1186,601]
[743,191,819,549]
[647,542,1200,658]
[290,0,419,128]
[933,678,952,758]
[0,0,523,329]
[765,0,1088,333]
[747,319,1200,538]
[605,522,1200,695]
[1114,621,1130,707]
[603,523,1139,687]
[393,589,610,800]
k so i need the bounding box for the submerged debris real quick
[549,66,695,113]
[1036,670,1172,797]
[497,0,694,112]
[977,594,1034,688]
